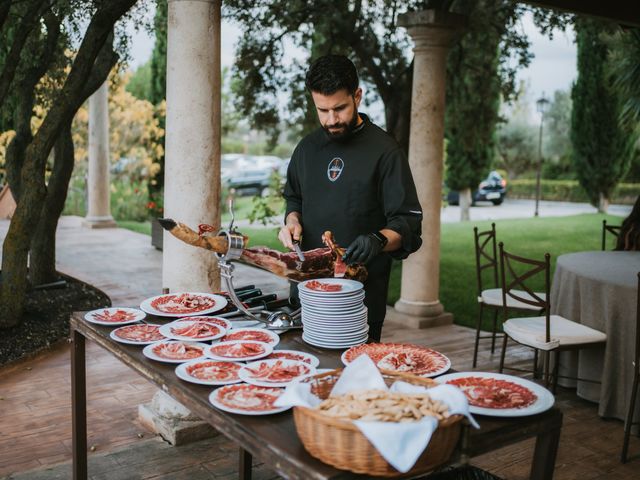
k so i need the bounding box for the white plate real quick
[171,316,232,331]
[302,304,365,315]
[209,384,289,416]
[303,326,369,340]
[140,292,228,317]
[175,359,243,386]
[302,312,368,323]
[239,358,316,387]
[436,371,555,417]
[205,340,273,362]
[264,349,320,368]
[221,328,280,346]
[299,294,365,304]
[302,334,368,349]
[159,320,227,342]
[84,307,146,326]
[340,343,451,378]
[110,324,165,345]
[298,278,364,295]
[142,341,209,364]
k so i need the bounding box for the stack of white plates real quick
[298,278,368,349]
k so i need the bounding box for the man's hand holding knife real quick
[279,212,305,261]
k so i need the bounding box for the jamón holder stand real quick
[215,195,302,330]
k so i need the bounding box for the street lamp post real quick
[534,93,550,217]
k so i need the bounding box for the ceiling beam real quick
[524,1,640,27]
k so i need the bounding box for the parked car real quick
[224,155,285,196]
[447,171,507,206]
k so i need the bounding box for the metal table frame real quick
[70,312,563,479]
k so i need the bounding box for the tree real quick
[0,0,138,328]
[126,59,153,102]
[571,17,629,212]
[542,89,574,179]
[147,0,167,205]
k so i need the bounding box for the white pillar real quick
[83,81,116,229]
[163,0,221,292]
[393,10,465,327]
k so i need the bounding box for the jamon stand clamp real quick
[215,196,302,330]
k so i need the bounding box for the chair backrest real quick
[498,242,551,341]
[602,220,622,251]
[474,223,498,295]
[635,272,640,371]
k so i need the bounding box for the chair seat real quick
[504,315,607,351]
[479,288,545,311]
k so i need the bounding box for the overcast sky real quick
[125,9,576,124]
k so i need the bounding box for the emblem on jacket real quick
[327,157,344,182]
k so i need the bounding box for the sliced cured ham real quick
[185,361,241,382]
[92,309,137,323]
[244,360,310,383]
[342,343,451,377]
[151,293,216,314]
[305,280,343,292]
[152,342,204,360]
[171,322,221,339]
[266,351,316,365]
[446,376,538,409]
[114,324,164,343]
[222,329,278,345]
[213,384,284,412]
[208,341,268,359]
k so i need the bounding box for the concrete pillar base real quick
[138,391,217,446]
[385,305,454,329]
[82,216,117,229]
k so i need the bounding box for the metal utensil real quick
[292,239,305,261]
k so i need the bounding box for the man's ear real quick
[353,87,363,108]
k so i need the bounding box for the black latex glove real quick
[342,233,384,265]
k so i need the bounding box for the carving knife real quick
[292,238,305,261]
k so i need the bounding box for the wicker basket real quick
[293,369,463,477]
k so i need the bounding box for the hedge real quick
[508,179,638,205]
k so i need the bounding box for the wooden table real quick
[70,312,563,479]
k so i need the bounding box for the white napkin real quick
[275,354,478,473]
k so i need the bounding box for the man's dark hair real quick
[305,55,359,96]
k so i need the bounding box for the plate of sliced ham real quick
[437,371,554,417]
[239,359,315,387]
[220,328,280,346]
[140,292,227,317]
[209,384,289,415]
[299,278,363,295]
[175,316,232,331]
[205,340,273,362]
[175,359,242,386]
[264,350,320,367]
[110,324,165,345]
[341,343,451,378]
[84,307,146,326]
[159,320,226,342]
[142,340,209,363]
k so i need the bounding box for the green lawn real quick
[119,213,621,330]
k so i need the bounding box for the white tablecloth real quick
[551,251,640,421]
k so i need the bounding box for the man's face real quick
[311,87,362,139]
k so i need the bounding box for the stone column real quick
[83,81,116,229]
[391,10,466,329]
[162,0,221,293]
[139,0,222,446]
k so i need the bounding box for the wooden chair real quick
[621,272,640,463]
[602,219,622,250]
[472,224,544,368]
[498,243,607,390]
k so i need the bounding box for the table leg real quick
[530,425,561,480]
[239,447,252,480]
[71,328,87,480]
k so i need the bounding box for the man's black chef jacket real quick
[283,113,423,340]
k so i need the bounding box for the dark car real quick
[447,171,507,206]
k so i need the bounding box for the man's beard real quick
[323,110,359,141]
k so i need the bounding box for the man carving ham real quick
[278,55,423,341]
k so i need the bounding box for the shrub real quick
[508,179,638,204]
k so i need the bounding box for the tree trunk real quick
[598,192,609,213]
[30,121,75,286]
[0,155,47,327]
[459,188,472,221]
